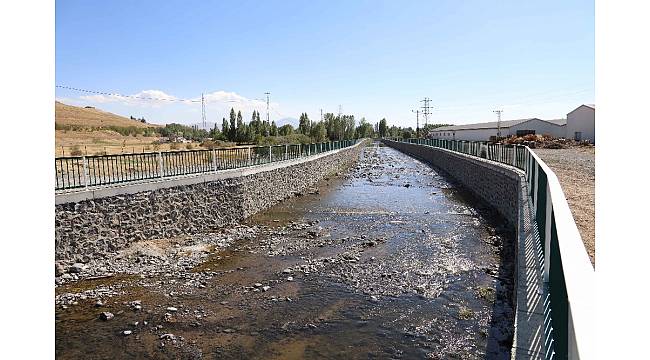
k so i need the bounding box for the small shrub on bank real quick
[70,145,83,156]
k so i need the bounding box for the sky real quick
[55,0,594,128]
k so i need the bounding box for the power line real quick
[56,85,261,106]
[56,85,201,103]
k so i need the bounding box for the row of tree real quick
[210,108,382,144]
[158,109,452,144]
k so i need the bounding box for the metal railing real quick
[386,137,593,360]
[55,140,357,191]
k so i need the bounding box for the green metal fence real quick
[386,138,594,360]
[56,139,357,191]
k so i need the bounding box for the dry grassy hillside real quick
[54,102,207,156]
[55,101,160,129]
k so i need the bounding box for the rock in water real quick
[69,263,86,273]
[99,312,114,321]
[55,263,66,277]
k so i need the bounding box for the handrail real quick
[527,148,594,360]
[385,138,593,360]
[55,139,359,191]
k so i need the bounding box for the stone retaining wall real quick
[382,140,520,228]
[55,142,366,262]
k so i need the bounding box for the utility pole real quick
[320,108,323,123]
[201,93,206,130]
[265,92,270,136]
[337,105,343,141]
[411,109,420,138]
[493,109,503,140]
[420,97,432,127]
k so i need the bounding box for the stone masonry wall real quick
[383,140,520,228]
[55,142,366,262]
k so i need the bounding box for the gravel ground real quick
[533,147,595,265]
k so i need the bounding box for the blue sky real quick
[55,0,594,128]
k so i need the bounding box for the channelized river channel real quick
[55,144,515,359]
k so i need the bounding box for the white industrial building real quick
[430,118,567,141]
[566,104,595,143]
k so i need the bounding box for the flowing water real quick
[55,143,514,359]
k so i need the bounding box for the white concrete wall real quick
[566,106,595,143]
[508,119,567,138]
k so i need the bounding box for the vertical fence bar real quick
[82,156,89,189]
[158,152,164,178]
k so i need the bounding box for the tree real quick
[355,117,374,139]
[249,111,260,140]
[310,121,328,142]
[229,108,237,141]
[235,111,245,142]
[344,115,356,139]
[379,118,388,138]
[270,121,278,136]
[279,124,294,136]
[209,123,221,139]
[298,113,311,135]
[222,117,229,136]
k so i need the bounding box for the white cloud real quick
[69,88,288,124]
[78,89,279,112]
[80,89,179,107]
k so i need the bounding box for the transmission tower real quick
[420,97,432,127]
[493,109,503,139]
[201,93,206,130]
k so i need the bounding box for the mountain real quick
[275,117,299,128]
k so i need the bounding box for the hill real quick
[55,101,160,129]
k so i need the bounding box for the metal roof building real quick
[430,118,567,141]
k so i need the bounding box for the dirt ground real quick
[533,147,595,266]
[55,129,204,156]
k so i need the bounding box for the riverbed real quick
[55,143,515,359]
